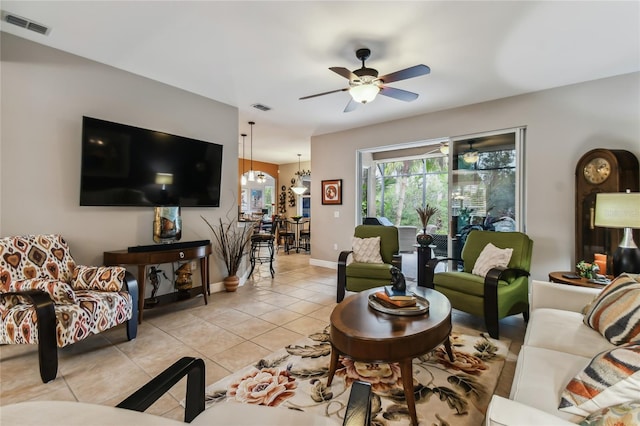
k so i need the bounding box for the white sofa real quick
[486,279,615,425]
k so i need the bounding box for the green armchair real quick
[421,230,533,339]
[337,225,402,302]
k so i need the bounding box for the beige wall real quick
[3,32,639,285]
[309,72,640,281]
[0,33,239,290]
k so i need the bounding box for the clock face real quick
[583,157,611,184]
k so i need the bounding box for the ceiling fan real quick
[300,48,430,112]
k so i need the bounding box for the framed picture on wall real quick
[322,179,342,205]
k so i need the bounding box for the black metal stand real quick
[416,244,432,287]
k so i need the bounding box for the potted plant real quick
[416,204,439,247]
[202,215,253,292]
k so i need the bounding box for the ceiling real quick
[1,1,638,165]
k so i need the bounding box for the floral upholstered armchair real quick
[0,234,138,383]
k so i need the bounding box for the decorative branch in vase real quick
[416,204,439,247]
[202,214,253,292]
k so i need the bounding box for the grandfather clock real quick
[575,149,639,272]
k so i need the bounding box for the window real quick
[373,157,448,233]
[357,127,526,257]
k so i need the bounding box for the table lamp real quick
[594,190,640,276]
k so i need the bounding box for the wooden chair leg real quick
[11,290,59,383]
[486,317,499,340]
[124,272,138,340]
[336,250,351,303]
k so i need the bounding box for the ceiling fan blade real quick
[330,67,358,81]
[343,98,359,113]
[379,86,419,102]
[378,64,430,84]
[299,87,348,100]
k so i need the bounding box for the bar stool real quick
[299,219,310,252]
[249,225,276,278]
[276,218,295,254]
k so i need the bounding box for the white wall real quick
[309,72,640,280]
[0,33,239,288]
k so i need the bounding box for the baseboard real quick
[310,258,337,270]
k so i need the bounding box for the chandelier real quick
[248,121,255,181]
[292,154,308,195]
[240,133,247,186]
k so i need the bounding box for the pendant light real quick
[248,121,255,181]
[240,133,247,186]
[292,154,308,195]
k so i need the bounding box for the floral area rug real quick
[201,326,510,426]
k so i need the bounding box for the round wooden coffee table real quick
[327,287,454,426]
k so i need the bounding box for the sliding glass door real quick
[449,128,526,257]
[357,127,526,259]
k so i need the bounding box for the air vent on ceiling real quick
[251,103,272,112]
[2,11,51,35]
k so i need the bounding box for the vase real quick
[416,229,433,247]
[223,275,239,292]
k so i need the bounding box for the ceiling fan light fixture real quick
[256,172,266,183]
[349,84,380,104]
[439,142,449,155]
[462,142,479,164]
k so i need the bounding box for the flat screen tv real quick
[80,116,223,207]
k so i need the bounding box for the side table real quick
[415,244,432,287]
[548,271,610,289]
[104,243,211,323]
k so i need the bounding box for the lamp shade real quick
[349,84,380,104]
[155,173,173,185]
[595,192,640,228]
[292,184,307,195]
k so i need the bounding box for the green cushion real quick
[346,262,394,280]
[345,276,391,293]
[435,276,529,319]
[434,271,509,297]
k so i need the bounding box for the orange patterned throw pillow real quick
[72,266,125,291]
[559,342,640,417]
[583,273,640,345]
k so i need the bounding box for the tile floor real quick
[0,251,526,422]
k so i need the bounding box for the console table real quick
[104,242,212,323]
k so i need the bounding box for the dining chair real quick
[299,219,310,252]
